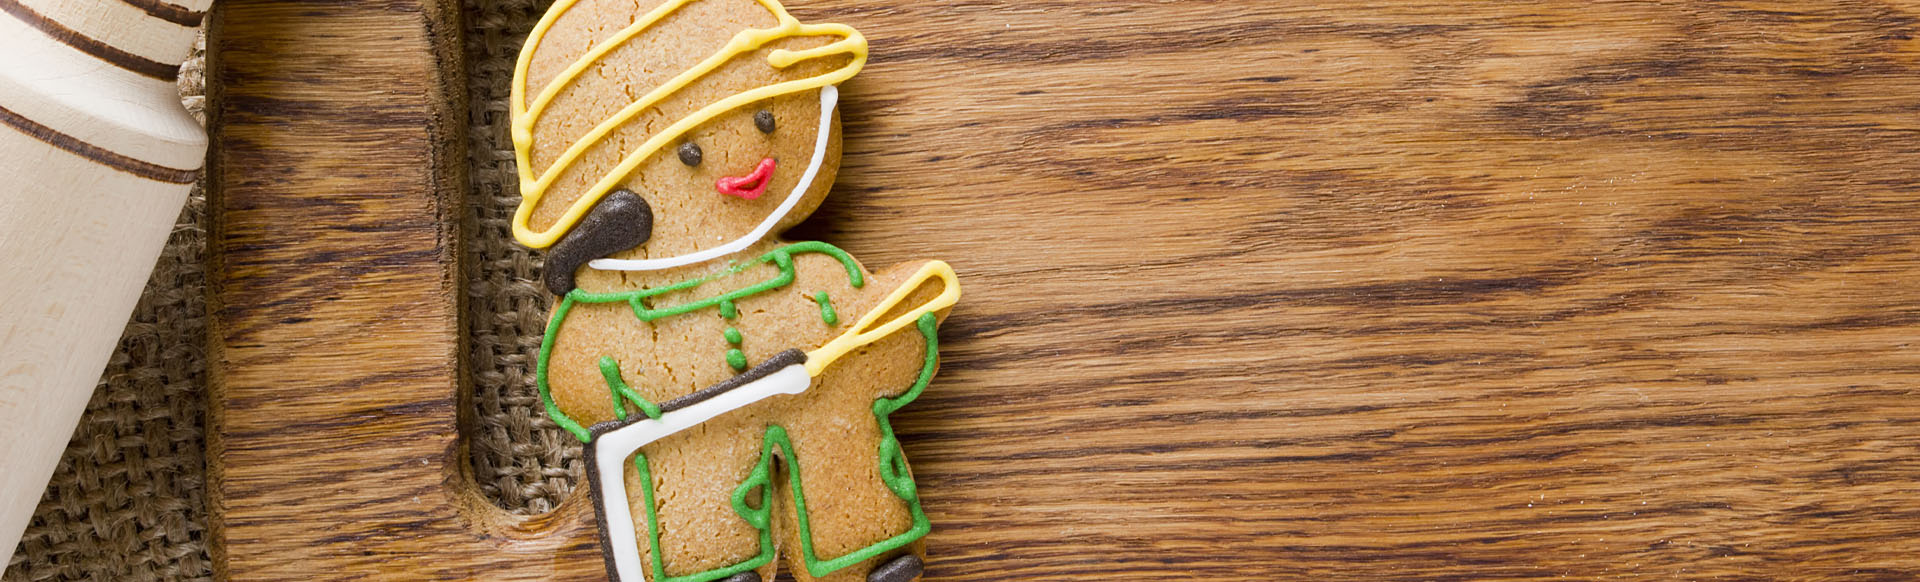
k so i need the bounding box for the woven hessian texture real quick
[4,3,573,577]
[463,0,580,516]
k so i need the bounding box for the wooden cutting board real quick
[205,1,1920,580]
[205,0,603,580]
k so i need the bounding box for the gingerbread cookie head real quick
[510,0,866,294]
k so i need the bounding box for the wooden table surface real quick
[208,1,1920,580]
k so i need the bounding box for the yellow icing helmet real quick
[509,0,867,249]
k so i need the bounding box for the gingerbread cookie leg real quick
[763,260,958,582]
[587,353,809,582]
[773,312,941,582]
[611,430,777,582]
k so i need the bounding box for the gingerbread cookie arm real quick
[806,260,960,377]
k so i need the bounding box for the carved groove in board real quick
[0,0,181,80]
[0,103,200,183]
[206,0,609,578]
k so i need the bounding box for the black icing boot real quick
[867,554,924,582]
[721,572,760,582]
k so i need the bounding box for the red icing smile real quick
[716,157,777,199]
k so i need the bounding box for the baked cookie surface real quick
[510,2,958,582]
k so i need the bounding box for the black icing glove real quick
[543,189,652,295]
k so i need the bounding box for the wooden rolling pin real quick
[0,0,209,563]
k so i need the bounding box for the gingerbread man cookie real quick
[509,2,958,582]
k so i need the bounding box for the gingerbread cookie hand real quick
[510,2,958,582]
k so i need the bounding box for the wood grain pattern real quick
[209,0,1920,580]
[204,0,603,579]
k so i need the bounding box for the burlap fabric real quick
[462,0,579,516]
[3,3,572,578]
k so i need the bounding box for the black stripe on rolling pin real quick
[0,0,180,81]
[118,0,204,27]
[0,104,201,184]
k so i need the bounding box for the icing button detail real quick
[541,190,652,295]
[813,291,838,326]
[867,554,923,582]
[536,242,865,443]
[754,109,776,133]
[678,141,703,166]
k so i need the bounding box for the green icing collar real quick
[538,241,865,442]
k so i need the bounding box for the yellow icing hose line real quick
[806,261,961,377]
[510,0,868,248]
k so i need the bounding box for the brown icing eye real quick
[754,110,776,134]
[677,142,702,166]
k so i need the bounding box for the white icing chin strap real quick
[588,85,839,272]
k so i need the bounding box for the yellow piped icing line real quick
[805,260,961,377]
[510,0,868,249]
